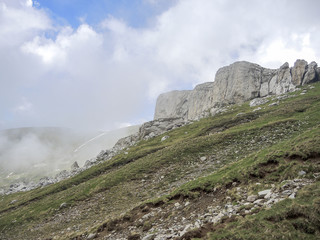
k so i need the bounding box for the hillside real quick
[0,80,319,239]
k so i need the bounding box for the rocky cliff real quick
[154,59,320,120]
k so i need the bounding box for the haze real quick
[0,126,139,187]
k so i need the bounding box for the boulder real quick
[128,232,140,240]
[161,135,170,141]
[291,59,308,86]
[250,97,269,107]
[200,156,207,161]
[55,170,70,181]
[302,61,318,85]
[142,234,156,240]
[87,233,97,239]
[258,189,272,198]
[269,62,295,95]
[289,193,296,199]
[71,161,79,170]
[38,177,54,187]
[139,118,187,140]
[60,202,68,209]
[84,159,96,168]
[247,195,257,202]
[112,133,139,152]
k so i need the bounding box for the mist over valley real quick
[0,126,139,188]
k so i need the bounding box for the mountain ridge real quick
[154,59,319,120]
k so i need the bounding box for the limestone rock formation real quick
[138,117,188,140]
[154,91,191,120]
[302,61,318,85]
[154,59,319,120]
[291,59,308,86]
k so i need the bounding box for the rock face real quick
[154,91,191,119]
[302,61,319,85]
[291,59,307,86]
[154,59,319,120]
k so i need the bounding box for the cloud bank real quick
[1,0,319,130]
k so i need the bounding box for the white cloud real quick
[22,36,65,64]
[0,0,320,131]
[25,0,33,7]
[253,34,317,68]
[22,24,102,65]
[0,0,51,46]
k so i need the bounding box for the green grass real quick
[158,123,320,200]
[207,180,320,240]
[1,83,320,239]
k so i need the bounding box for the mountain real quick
[0,126,139,188]
[0,60,320,240]
[155,60,319,120]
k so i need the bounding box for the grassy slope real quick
[206,181,320,240]
[0,83,320,239]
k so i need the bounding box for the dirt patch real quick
[86,187,230,239]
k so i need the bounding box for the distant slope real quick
[0,83,319,240]
[71,125,139,165]
[0,126,139,187]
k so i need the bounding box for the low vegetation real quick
[0,83,320,239]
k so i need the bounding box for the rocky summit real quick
[1,59,320,240]
[154,60,320,120]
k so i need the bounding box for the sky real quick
[1,0,320,131]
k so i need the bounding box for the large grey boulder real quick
[71,161,79,170]
[291,59,308,86]
[302,61,318,85]
[269,62,295,95]
[139,117,188,140]
[112,133,139,152]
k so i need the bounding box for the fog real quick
[0,132,52,171]
[0,126,139,186]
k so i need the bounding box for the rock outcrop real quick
[154,59,319,120]
[96,117,189,161]
[291,59,308,85]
